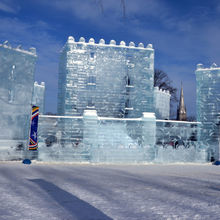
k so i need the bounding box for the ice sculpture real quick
[154,87,171,119]
[0,41,37,160]
[32,81,45,114]
[36,36,203,163]
[195,63,220,161]
[58,36,154,118]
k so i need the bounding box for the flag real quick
[28,106,39,150]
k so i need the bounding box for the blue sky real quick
[0,0,220,117]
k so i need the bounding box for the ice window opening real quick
[87,99,95,108]
[87,76,96,85]
[125,75,134,88]
[90,52,95,59]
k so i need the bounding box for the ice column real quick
[32,81,45,114]
[83,110,98,161]
[142,112,156,161]
[195,63,220,161]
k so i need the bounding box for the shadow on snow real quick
[29,178,112,220]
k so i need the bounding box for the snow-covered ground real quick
[0,162,220,220]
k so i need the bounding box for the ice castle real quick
[37,37,200,163]
[0,37,219,163]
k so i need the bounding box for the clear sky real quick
[0,0,220,117]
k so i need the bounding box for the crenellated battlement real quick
[196,63,220,70]
[34,81,45,87]
[65,36,153,50]
[154,86,171,96]
[0,40,37,56]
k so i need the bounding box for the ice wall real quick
[195,63,220,161]
[58,37,154,118]
[32,81,45,114]
[37,115,87,162]
[38,113,200,163]
[37,110,202,163]
[155,120,202,162]
[0,41,37,160]
[154,87,171,119]
[37,111,156,162]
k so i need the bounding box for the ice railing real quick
[37,111,206,163]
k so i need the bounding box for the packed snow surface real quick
[0,162,220,220]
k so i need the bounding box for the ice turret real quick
[211,63,217,68]
[147,44,153,49]
[29,47,37,55]
[89,38,95,44]
[138,43,144,48]
[129,41,135,47]
[196,63,204,70]
[120,41,126,46]
[110,39,116,45]
[67,36,75,43]
[99,39,105,44]
[79,37,85,43]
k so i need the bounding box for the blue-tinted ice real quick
[0,37,219,163]
[0,42,37,160]
[32,81,45,114]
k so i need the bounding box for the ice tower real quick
[0,41,37,159]
[195,63,220,160]
[58,36,154,118]
[154,87,171,119]
[32,81,45,114]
